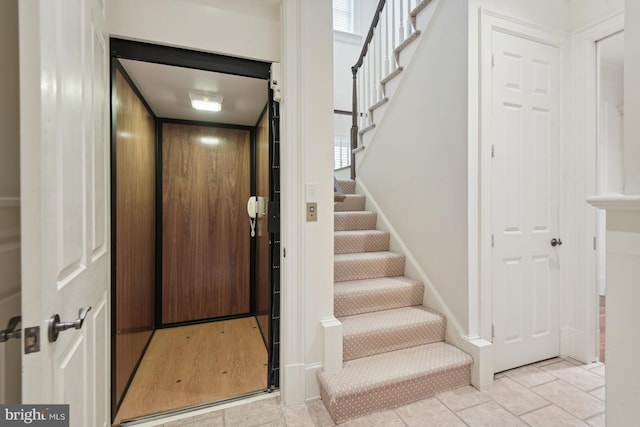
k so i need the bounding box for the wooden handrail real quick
[351,0,387,180]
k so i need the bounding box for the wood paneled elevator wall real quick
[161,123,251,324]
[255,109,270,342]
[113,67,157,410]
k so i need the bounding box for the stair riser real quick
[334,196,366,212]
[334,257,405,282]
[334,213,377,231]
[336,180,356,194]
[334,233,390,254]
[335,283,424,317]
[320,365,471,424]
[343,321,445,361]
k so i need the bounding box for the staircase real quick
[317,179,473,423]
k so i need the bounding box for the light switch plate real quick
[306,202,317,222]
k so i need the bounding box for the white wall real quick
[296,0,336,402]
[108,0,280,62]
[569,0,625,30]
[0,0,22,405]
[624,0,640,193]
[596,57,624,295]
[333,32,361,112]
[598,62,624,194]
[333,0,378,111]
[358,0,471,333]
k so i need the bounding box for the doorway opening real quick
[595,30,624,364]
[110,39,280,424]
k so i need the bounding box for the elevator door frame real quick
[110,38,278,421]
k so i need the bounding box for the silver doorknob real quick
[0,315,21,343]
[48,306,91,342]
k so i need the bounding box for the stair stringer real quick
[355,178,493,391]
[358,0,444,151]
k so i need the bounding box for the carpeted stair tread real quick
[336,179,356,194]
[334,251,405,282]
[334,230,390,254]
[334,194,366,212]
[334,276,424,317]
[341,306,445,360]
[318,342,473,423]
[334,211,377,231]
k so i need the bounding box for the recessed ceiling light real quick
[189,90,223,112]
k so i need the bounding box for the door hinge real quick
[491,54,495,69]
[491,324,495,341]
[491,144,495,158]
[593,236,597,251]
[491,234,494,248]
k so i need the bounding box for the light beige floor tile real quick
[256,421,286,427]
[395,397,466,426]
[162,410,224,427]
[436,385,491,411]
[456,401,525,426]
[503,364,556,388]
[541,361,605,391]
[532,357,564,368]
[589,386,605,401]
[532,380,605,419]
[488,377,550,415]
[520,404,588,427]
[224,397,283,426]
[304,400,336,427]
[281,403,316,427]
[580,362,604,371]
[585,412,605,427]
[339,410,405,427]
[590,365,605,378]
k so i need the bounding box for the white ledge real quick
[587,194,640,210]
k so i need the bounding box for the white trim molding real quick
[568,10,624,363]
[587,194,640,210]
[281,0,307,406]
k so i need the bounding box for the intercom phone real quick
[247,196,266,236]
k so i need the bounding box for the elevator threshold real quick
[114,317,268,425]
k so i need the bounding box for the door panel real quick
[113,68,156,411]
[255,109,270,342]
[491,30,560,373]
[162,124,251,324]
[19,0,110,425]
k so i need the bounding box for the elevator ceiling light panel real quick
[200,136,220,145]
[189,90,223,112]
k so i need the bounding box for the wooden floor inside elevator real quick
[114,317,268,425]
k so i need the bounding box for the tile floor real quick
[148,357,606,427]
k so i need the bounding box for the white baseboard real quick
[281,363,306,406]
[304,362,322,402]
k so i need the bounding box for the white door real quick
[491,30,561,373]
[19,0,110,426]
